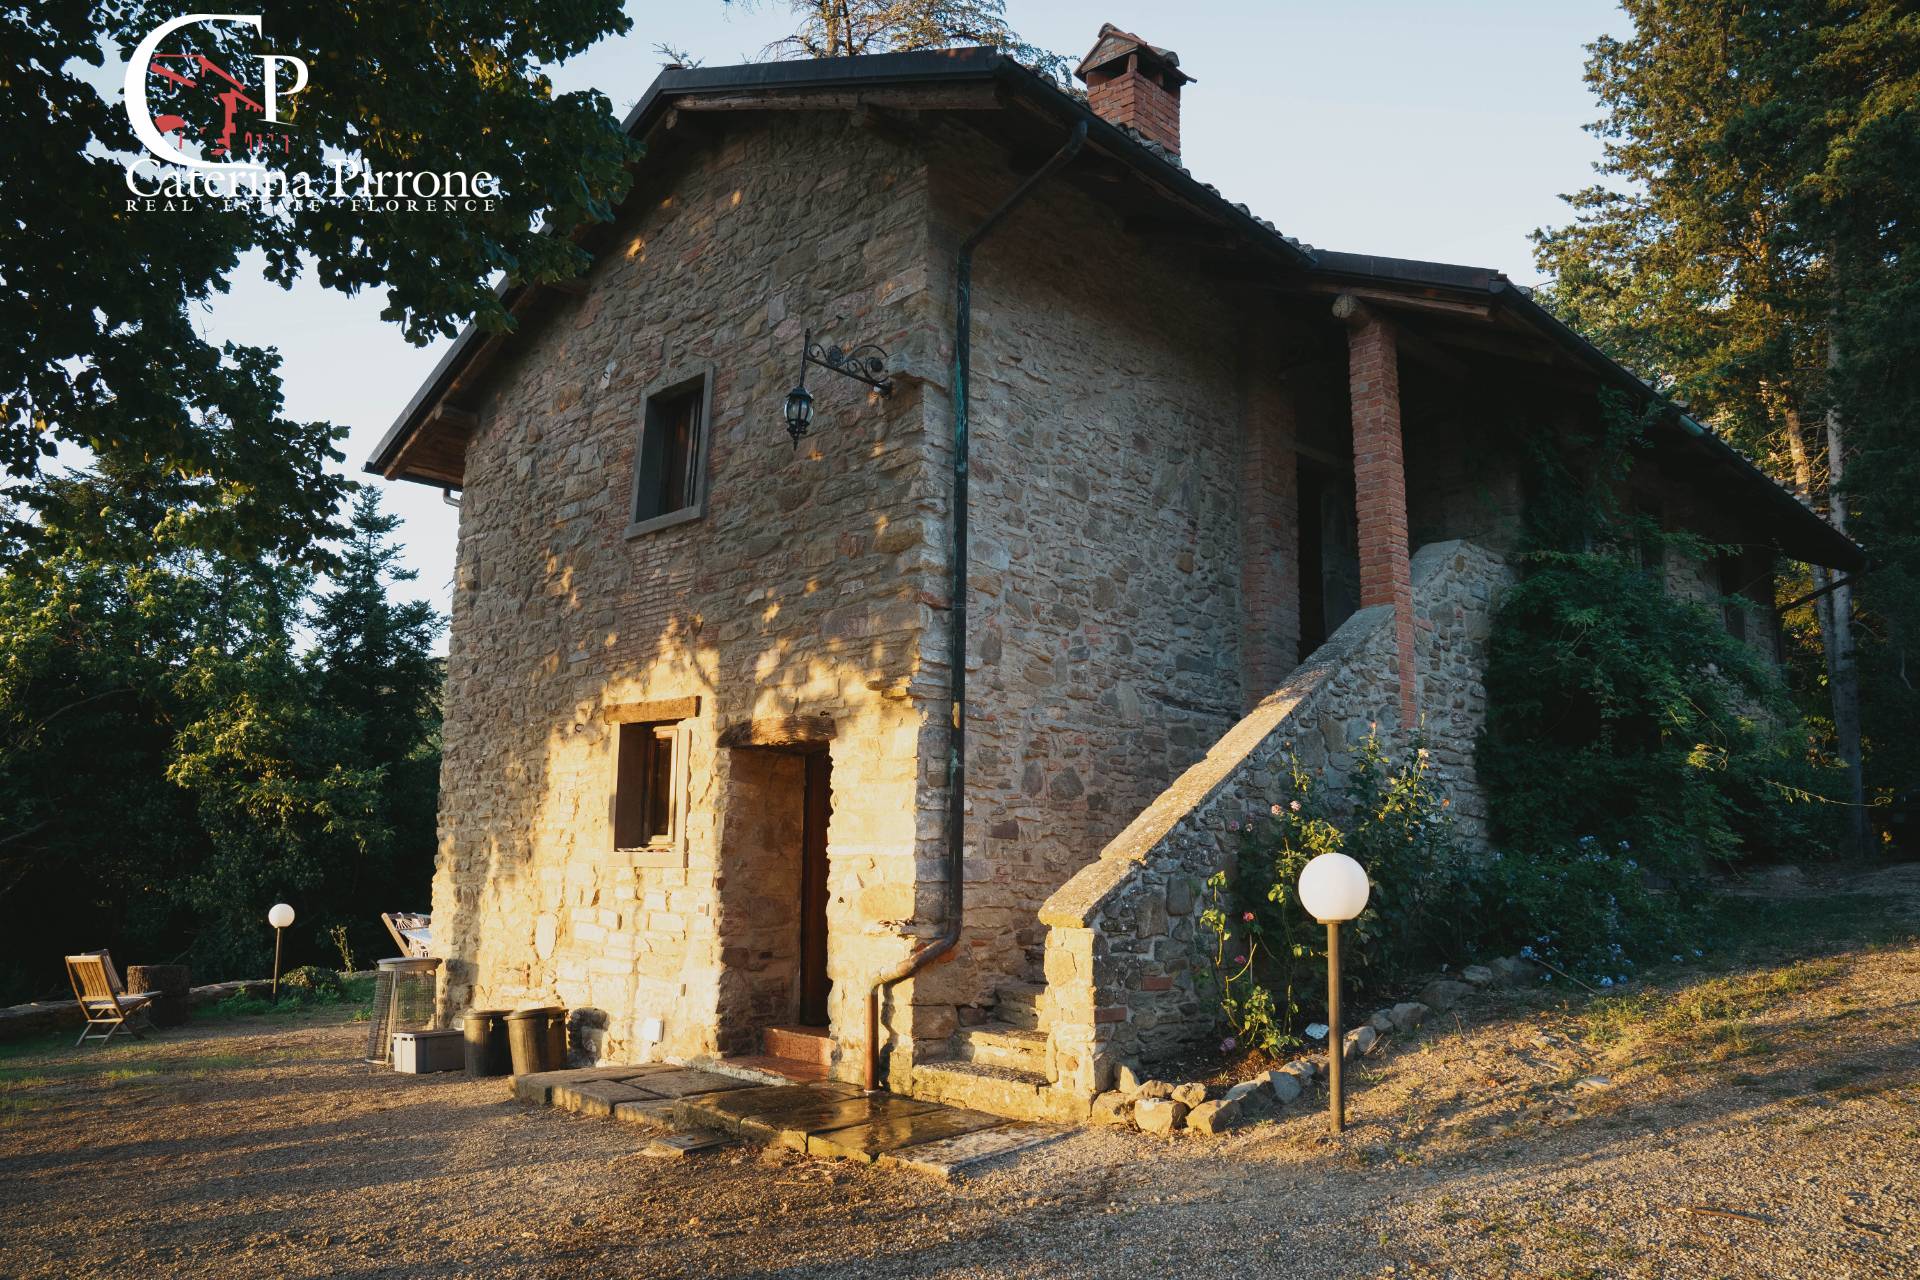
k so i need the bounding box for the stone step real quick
[762,1024,834,1066]
[992,982,1048,1031]
[908,1060,1083,1125]
[953,1021,1048,1073]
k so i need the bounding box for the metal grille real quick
[363,969,395,1063]
[391,968,436,1033]
[365,958,441,1065]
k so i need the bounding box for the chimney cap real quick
[1074,22,1194,86]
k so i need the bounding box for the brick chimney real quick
[1074,23,1193,157]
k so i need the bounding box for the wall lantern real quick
[1297,852,1371,1134]
[783,326,893,447]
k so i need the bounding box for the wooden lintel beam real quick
[1304,281,1495,320]
[538,276,590,298]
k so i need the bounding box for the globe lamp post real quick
[1297,853,1370,1133]
[267,902,296,1001]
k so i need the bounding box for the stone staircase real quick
[907,982,1082,1122]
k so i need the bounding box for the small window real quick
[615,721,683,851]
[628,371,712,535]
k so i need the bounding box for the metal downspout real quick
[865,119,1088,1091]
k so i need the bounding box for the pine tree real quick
[1531,0,1920,852]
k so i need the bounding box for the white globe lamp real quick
[1298,853,1370,923]
[1297,853,1371,1134]
[267,903,296,1000]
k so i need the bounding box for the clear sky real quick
[194,1,1629,628]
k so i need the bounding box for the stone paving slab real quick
[875,1123,1065,1181]
[735,1093,942,1151]
[621,1068,754,1099]
[518,1068,1063,1178]
[511,1066,655,1105]
[611,1097,683,1130]
[674,1081,864,1134]
[554,1079,655,1118]
[643,1131,736,1159]
[806,1104,1009,1165]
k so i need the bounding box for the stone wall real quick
[431,112,948,1074]
[1036,540,1513,1100]
[897,122,1327,1042]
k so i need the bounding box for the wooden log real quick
[126,963,192,1026]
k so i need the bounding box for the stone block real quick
[1165,877,1194,916]
[1421,979,1473,1011]
[1133,1098,1188,1135]
[1135,1079,1174,1100]
[1368,1010,1394,1033]
[1489,955,1539,985]
[1342,1024,1377,1060]
[1115,1063,1144,1095]
[1460,964,1495,986]
[554,1079,651,1117]
[1186,1097,1245,1136]
[1389,1001,1429,1032]
[1265,1070,1302,1104]
[1089,1090,1134,1126]
[1171,1081,1208,1109]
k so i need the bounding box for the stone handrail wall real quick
[1036,540,1511,1100]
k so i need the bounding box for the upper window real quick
[628,370,713,536]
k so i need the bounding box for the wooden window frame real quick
[612,711,694,869]
[626,366,715,539]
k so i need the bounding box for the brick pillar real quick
[1336,295,1415,733]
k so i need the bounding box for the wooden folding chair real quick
[66,953,159,1046]
[380,912,433,959]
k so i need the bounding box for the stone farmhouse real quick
[369,27,1864,1121]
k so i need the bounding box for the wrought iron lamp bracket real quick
[803,331,894,397]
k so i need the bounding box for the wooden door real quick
[797,752,832,1027]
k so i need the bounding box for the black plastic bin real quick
[505,1006,566,1075]
[463,1009,512,1077]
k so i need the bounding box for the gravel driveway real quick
[4,871,1917,1279]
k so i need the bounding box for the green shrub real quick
[1198,734,1476,1057]
[1474,550,1842,975]
[277,965,344,998]
[211,968,370,1019]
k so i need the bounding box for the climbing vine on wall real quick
[1475,395,1842,972]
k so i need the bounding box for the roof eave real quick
[365,49,1313,484]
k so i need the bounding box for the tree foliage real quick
[5,0,637,564]
[0,486,442,1001]
[1532,0,1920,842]
[725,0,1073,83]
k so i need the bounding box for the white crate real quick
[391,1028,463,1073]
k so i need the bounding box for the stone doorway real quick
[716,741,834,1076]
